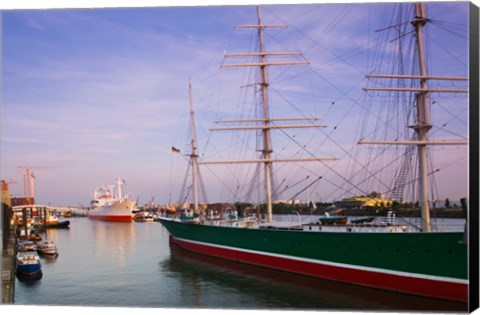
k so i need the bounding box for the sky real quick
[0,0,471,207]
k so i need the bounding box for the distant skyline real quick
[1,1,470,206]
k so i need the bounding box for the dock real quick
[2,205,16,304]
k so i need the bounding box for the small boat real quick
[318,215,347,225]
[350,216,376,224]
[36,240,58,256]
[318,207,347,225]
[17,240,37,252]
[46,220,70,229]
[179,209,201,224]
[29,233,43,241]
[45,214,70,229]
[134,211,154,222]
[19,228,43,241]
[16,251,42,280]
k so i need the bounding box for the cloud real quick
[1,3,469,205]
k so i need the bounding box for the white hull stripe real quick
[174,236,468,285]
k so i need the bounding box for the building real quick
[1,180,11,207]
[334,195,394,209]
[10,197,35,207]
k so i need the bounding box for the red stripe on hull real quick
[170,236,467,303]
[88,215,132,222]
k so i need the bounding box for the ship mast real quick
[199,6,338,222]
[412,3,431,232]
[360,3,468,232]
[257,6,274,222]
[189,79,200,213]
[115,177,124,199]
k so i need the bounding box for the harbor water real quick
[14,217,467,311]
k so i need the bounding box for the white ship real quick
[88,177,136,222]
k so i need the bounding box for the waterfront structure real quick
[1,180,12,207]
[334,195,394,209]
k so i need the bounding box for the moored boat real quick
[134,211,154,222]
[36,240,59,256]
[19,227,43,241]
[17,240,37,252]
[88,177,136,222]
[158,3,468,303]
[46,220,70,229]
[159,217,466,302]
[16,251,42,280]
[45,214,70,229]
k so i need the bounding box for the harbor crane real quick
[17,164,50,200]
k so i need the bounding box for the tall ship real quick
[88,177,136,222]
[158,3,469,302]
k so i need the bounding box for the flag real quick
[171,146,181,153]
[31,172,36,179]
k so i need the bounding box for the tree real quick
[391,201,400,211]
[445,198,451,208]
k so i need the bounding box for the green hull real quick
[159,218,468,301]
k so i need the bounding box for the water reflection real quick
[39,254,59,265]
[162,243,466,312]
[90,221,136,269]
[16,272,43,283]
